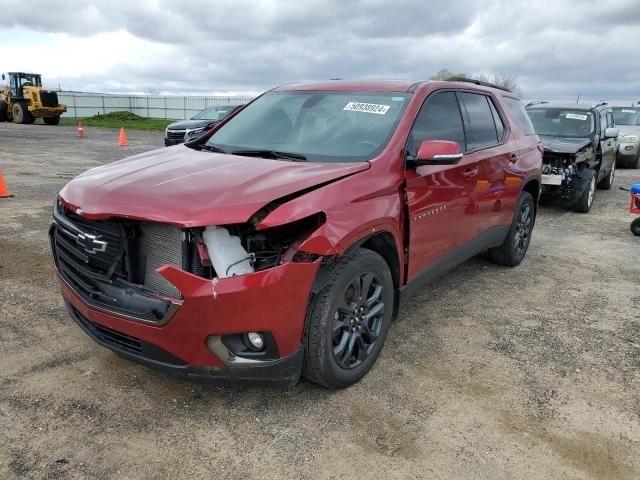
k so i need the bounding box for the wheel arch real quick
[344,231,401,292]
[522,177,540,208]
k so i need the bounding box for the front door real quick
[404,91,479,280]
[599,110,616,179]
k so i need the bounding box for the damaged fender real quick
[256,171,405,273]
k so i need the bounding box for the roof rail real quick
[445,76,513,93]
[525,101,548,107]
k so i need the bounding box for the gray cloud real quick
[2,0,639,100]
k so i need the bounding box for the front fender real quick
[256,173,404,257]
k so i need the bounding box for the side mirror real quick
[1,74,4,80]
[408,140,464,167]
[604,127,619,139]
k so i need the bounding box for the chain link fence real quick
[58,92,255,120]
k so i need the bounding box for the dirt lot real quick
[1,122,639,479]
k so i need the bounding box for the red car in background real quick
[51,79,542,388]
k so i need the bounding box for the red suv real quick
[51,79,542,388]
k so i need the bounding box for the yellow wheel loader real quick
[0,72,66,124]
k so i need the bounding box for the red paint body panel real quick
[59,260,320,365]
[59,146,369,227]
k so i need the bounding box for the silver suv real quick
[612,105,640,168]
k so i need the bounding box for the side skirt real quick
[397,225,509,309]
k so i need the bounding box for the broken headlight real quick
[190,213,325,279]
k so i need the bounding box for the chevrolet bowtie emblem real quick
[76,232,108,254]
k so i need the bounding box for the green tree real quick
[430,69,467,81]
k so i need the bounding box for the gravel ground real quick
[1,122,639,479]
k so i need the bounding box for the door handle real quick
[509,153,519,163]
[463,167,478,179]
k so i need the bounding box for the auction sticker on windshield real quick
[344,102,390,115]
[622,109,636,113]
[565,113,588,121]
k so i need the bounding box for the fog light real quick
[625,145,634,151]
[245,332,265,351]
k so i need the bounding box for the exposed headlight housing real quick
[621,135,639,143]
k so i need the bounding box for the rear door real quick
[456,92,511,231]
[404,91,480,280]
[600,110,616,178]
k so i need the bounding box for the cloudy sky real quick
[1,0,639,100]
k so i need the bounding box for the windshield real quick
[612,107,640,126]
[205,91,410,162]
[18,74,41,87]
[192,105,236,121]
[527,108,595,138]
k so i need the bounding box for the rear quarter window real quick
[458,92,501,150]
[503,97,536,136]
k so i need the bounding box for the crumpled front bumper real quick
[58,260,321,384]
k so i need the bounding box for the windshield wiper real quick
[197,143,227,153]
[230,149,307,162]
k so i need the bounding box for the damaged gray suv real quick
[526,101,618,213]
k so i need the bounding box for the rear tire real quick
[12,102,34,124]
[43,116,60,125]
[598,162,615,190]
[573,170,596,213]
[489,191,535,267]
[0,100,7,122]
[631,218,640,237]
[303,248,394,389]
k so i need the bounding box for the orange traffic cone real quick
[77,120,84,139]
[118,127,128,147]
[0,171,12,198]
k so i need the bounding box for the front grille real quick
[51,204,184,322]
[166,129,186,141]
[40,90,59,107]
[54,211,125,280]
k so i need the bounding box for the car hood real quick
[166,119,216,131]
[616,125,640,137]
[539,136,592,154]
[59,146,370,227]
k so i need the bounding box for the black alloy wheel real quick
[303,248,394,388]
[332,272,385,369]
[488,191,535,266]
[513,201,533,258]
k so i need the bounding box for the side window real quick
[407,91,465,157]
[503,97,536,135]
[600,112,608,135]
[488,98,505,141]
[458,92,500,150]
[607,112,614,128]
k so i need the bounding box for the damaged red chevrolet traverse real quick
[51,79,542,388]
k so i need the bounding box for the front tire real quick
[573,170,596,213]
[489,191,535,267]
[303,248,394,389]
[631,218,640,237]
[12,102,34,124]
[43,116,60,125]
